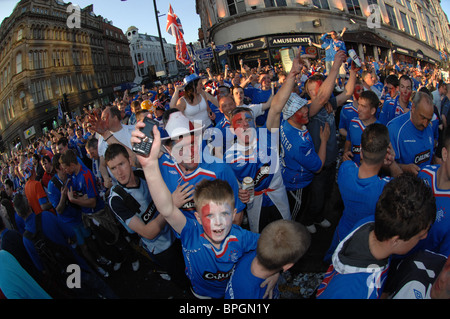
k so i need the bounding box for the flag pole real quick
[153,0,170,79]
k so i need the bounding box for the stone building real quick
[0,0,134,155]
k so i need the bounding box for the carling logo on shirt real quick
[202,270,233,282]
[414,150,431,165]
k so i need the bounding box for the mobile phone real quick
[132,117,159,156]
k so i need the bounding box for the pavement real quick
[100,182,343,300]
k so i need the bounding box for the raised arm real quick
[308,50,347,117]
[266,51,306,130]
[130,122,186,234]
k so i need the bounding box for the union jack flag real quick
[166,4,192,66]
[166,4,184,38]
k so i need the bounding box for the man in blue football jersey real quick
[325,123,401,263]
[387,91,436,175]
[343,90,380,166]
[157,110,245,225]
[417,126,450,257]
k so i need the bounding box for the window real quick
[367,0,377,5]
[385,4,398,29]
[227,0,245,16]
[405,0,413,11]
[411,18,419,37]
[312,0,329,9]
[16,53,22,74]
[400,12,411,34]
[346,0,362,16]
[423,25,429,43]
[264,0,287,7]
[17,29,23,41]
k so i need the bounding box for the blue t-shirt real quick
[280,120,322,191]
[336,160,390,241]
[244,87,272,126]
[159,154,245,220]
[180,217,259,299]
[339,101,358,134]
[417,165,450,256]
[346,118,381,166]
[22,211,89,273]
[225,250,279,299]
[387,112,435,169]
[47,175,83,227]
[378,95,412,126]
[70,165,105,215]
[225,127,279,194]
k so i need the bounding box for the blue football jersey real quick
[387,112,435,169]
[379,96,412,126]
[70,165,105,215]
[417,165,450,256]
[339,102,358,134]
[279,120,322,191]
[225,128,279,193]
[159,153,245,220]
[181,217,259,298]
[337,160,391,241]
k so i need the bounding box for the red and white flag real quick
[166,4,192,66]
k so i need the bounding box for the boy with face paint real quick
[131,124,279,299]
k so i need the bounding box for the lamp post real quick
[153,0,170,78]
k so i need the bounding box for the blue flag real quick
[58,101,63,119]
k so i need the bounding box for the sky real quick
[0,0,201,45]
[1,0,450,44]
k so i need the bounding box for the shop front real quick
[228,34,318,70]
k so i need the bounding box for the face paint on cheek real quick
[231,112,244,129]
[200,203,212,237]
[293,108,308,125]
[354,85,362,100]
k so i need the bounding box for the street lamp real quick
[153,0,170,79]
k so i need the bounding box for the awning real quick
[343,31,391,48]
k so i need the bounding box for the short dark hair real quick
[385,74,399,87]
[52,153,62,170]
[12,193,31,219]
[86,138,98,150]
[57,137,68,147]
[109,107,122,121]
[399,74,413,88]
[104,143,129,164]
[361,123,390,165]
[59,149,78,166]
[374,173,436,242]
[359,90,380,110]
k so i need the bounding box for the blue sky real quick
[1,0,450,45]
[0,0,201,45]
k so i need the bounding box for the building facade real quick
[0,0,134,156]
[195,0,450,70]
[126,26,179,84]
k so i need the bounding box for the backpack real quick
[23,214,78,285]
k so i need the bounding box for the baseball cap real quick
[161,111,204,141]
[282,93,308,120]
